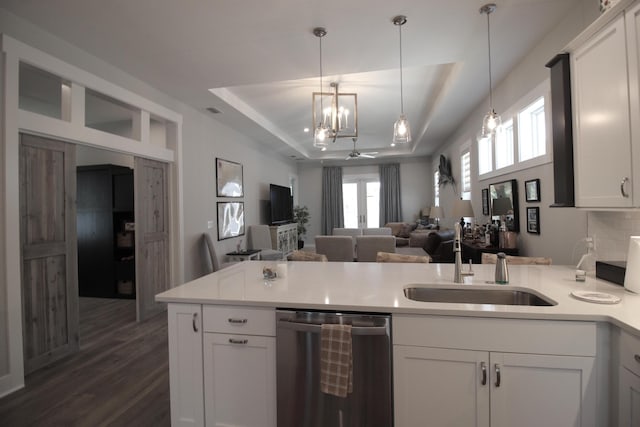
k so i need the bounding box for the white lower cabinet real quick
[201,305,276,427]
[168,303,205,427]
[393,315,597,427]
[168,304,276,427]
[203,333,276,427]
[618,366,640,426]
[619,330,640,426]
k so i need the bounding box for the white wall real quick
[432,0,599,265]
[588,211,640,262]
[76,145,134,168]
[296,157,432,243]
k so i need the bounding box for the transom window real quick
[478,80,551,179]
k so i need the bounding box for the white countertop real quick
[156,261,640,336]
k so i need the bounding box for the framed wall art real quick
[527,206,540,234]
[525,179,541,202]
[489,179,520,232]
[216,158,243,197]
[482,188,490,215]
[217,202,245,240]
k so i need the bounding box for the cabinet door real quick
[168,304,204,427]
[203,333,276,427]
[619,366,640,427]
[572,14,633,207]
[490,352,596,427]
[626,1,640,205]
[393,345,490,427]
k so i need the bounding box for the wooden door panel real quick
[19,134,78,374]
[22,256,69,362]
[135,158,170,321]
[21,145,66,244]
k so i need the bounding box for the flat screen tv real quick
[269,184,293,225]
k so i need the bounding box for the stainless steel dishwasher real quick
[276,310,392,427]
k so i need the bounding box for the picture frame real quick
[527,206,540,234]
[489,179,520,232]
[525,178,540,202]
[216,158,243,197]
[217,202,245,240]
[481,188,490,215]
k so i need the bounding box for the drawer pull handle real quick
[192,313,198,333]
[481,362,487,386]
[621,177,630,198]
[495,364,501,387]
[228,318,248,324]
[635,354,640,364]
[229,338,248,345]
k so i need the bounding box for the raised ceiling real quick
[1,0,579,162]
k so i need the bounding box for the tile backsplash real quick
[588,211,640,261]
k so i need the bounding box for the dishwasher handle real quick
[277,319,388,336]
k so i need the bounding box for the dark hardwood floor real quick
[0,298,170,427]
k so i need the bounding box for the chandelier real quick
[312,28,358,148]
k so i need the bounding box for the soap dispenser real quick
[495,252,509,284]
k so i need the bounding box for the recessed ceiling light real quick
[303,128,309,133]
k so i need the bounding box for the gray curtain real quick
[321,166,344,235]
[379,163,402,225]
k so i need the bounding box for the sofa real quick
[384,222,440,247]
[422,229,456,263]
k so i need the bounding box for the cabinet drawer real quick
[203,305,275,336]
[621,330,640,376]
[393,315,596,356]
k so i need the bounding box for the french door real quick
[343,177,380,229]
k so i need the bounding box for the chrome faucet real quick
[454,222,474,283]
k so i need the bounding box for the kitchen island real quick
[156,261,640,427]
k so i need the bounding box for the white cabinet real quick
[393,315,597,427]
[572,12,633,207]
[168,303,204,427]
[571,2,640,208]
[269,223,297,256]
[619,330,640,426]
[394,346,490,426]
[202,306,276,427]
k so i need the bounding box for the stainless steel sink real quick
[404,286,556,306]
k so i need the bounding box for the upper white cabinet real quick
[572,12,634,207]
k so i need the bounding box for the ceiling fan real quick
[346,138,378,160]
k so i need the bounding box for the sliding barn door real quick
[135,157,170,321]
[19,134,78,374]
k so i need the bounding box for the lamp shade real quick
[421,207,431,217]
[492,197,513,216]
[452,199,474,218]
[429,206,443,219]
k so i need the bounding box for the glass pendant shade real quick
[313,124,329,149]
[481,109,501,137]
[393,114,411,144]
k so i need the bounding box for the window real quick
[477,81,550,179]
[461,150,471,200]
[495,119,514,169]
[434,170,440,207]
[518,97,546,162]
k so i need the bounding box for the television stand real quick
[269,223,298,256]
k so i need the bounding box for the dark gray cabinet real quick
[77,164,135,298]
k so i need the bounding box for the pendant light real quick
[313,27,329,150]
[392,15,411,145]
[480,4,501,138]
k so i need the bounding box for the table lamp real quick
[452,199,474,229]
[492,197,516,248]
[429,206,443,228]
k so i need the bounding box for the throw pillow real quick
[398,223,417,238]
